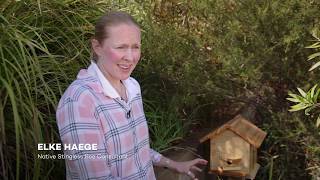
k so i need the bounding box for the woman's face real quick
[92,23,141,82]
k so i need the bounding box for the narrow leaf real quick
[288,93,307,102]
[310,84,317,98]
[306,42,320,49]
[307,52,320,61]
[289,103,310,112]
[314,88,320,102]
[286,97,301,103]
[297,88,307,97]
[309,61,320,71]
[316,116,320,127]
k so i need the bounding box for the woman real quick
[56,11,207,180]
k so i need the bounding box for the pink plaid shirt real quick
[56,62,162,179]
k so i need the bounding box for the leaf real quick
[286,97,301,103]
[314,88,320,102]
[288,93,308,103]
[306,91,312,102]
[306,42,320,49]
[289,103,309,112]
[297,88,307,97]
[310,84,317,98]
[316,116,320,127]
[309,61,320,71]
[307,52,320,61]
[288,93,299,98]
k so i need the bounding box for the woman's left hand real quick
[171,158,208,180]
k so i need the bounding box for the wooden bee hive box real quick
[200,114,267,179]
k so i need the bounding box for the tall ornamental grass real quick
[0,1,113,179]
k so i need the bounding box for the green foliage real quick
[1,0,320,179]
[138,0,320,115]
[258,110,320,179]
[145,1,320,179]
[143,99,184,152]
[287,32,320,128]
[286,26,320,178]
[287,85,320,116]
[307,31,320,71]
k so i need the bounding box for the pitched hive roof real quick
[200,114,267,148]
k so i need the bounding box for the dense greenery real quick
[1,0,319,179]
[287,32,320,128]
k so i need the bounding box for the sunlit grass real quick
[0,1,111,179]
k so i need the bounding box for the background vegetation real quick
[0,0,319,179]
